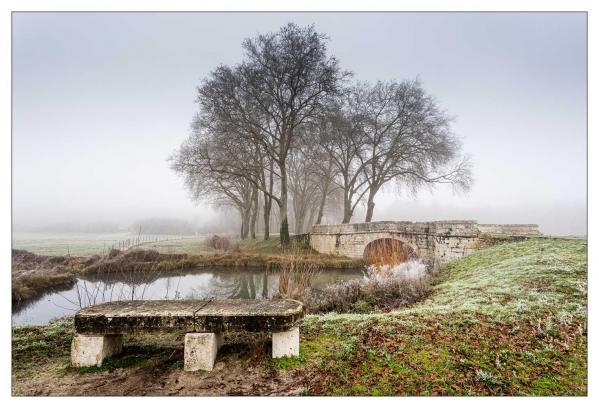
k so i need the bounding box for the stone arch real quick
[363,237,418,264]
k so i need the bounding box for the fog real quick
[12,12,587,236]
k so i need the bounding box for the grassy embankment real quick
[12,238,587,396]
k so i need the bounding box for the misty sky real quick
[12,12,587,235]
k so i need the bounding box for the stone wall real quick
[309,220,541,268]
[477,224,541,237]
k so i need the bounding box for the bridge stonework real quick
[309,220,540,269]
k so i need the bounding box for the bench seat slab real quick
[74,299,304,335]
[74,300,207,334]
[195,299,304,333]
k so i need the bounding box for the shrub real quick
[304,267,432,314]
[107,248,121,259]
[364,259,427,282]
[204,235,234,252]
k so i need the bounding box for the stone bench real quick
[71,299,304,371]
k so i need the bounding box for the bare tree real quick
[317,92,370,223]
[195,23,348,246]
[288,142,323,234]
[170,133,255,238]
[356,79,472,222]
[312,154,338,225]
[173,24,472,234]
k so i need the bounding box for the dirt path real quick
[14,362,307,396]
[12,331,311,396]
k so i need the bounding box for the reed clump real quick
[276,253,320,300]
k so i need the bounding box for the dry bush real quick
[205,235,234,252]
[305,274,432,314]
[276,253,320,299]
[365,239,417,267]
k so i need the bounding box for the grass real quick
[135,237,213,255]
[11,238,587,395]
[292,238,587,395]
[12,318,73,372]
[237,236,283,253]
[13,232,285,257]
[12,232,195,256]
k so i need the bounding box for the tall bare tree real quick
[317,92,370,223]
[288,142,323,234]
[356,80,472,222]
[195,23,348,246]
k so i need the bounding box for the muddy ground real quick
[12,328,311,396]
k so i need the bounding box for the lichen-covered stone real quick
[194,299,304,333]
[272,327,300,358]
[184,332,219,371]
[310,220,541,267]
[74,300,203,334]
[71,334,123,367]
[74,299,304,335]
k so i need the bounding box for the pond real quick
[12,267,364,325]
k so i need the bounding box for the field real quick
[11,238,587,396]
[12,232,283,256]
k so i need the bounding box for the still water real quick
[12,267,364,325]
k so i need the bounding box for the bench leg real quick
[184,332,222,371]
[71,334,123,367]
[272,327,300,358]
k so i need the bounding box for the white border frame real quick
[1,1,595,407]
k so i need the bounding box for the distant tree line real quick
[171,23,472,247]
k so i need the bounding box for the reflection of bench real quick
[71,299,304,371]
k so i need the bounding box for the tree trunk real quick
[364,187,378,222]
[315,179,330,225]
[279,165,291,248]
[250,187,258,239]
[241,209,251,240]
[342,189,352,223]
[263,166,274,240]
[295,207,305,235]
[365,200,375,222]
[306,206,317,233]
[263,193,271,240]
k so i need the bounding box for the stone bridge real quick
[309,220,541,269]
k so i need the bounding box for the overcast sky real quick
[12,12,587,235]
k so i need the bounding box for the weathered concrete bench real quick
[71,299,304,371]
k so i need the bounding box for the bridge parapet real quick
[477,224,541,237]
[309,220,541,268]
[311,220,481,237]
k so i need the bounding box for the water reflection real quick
[12,267,363,325]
